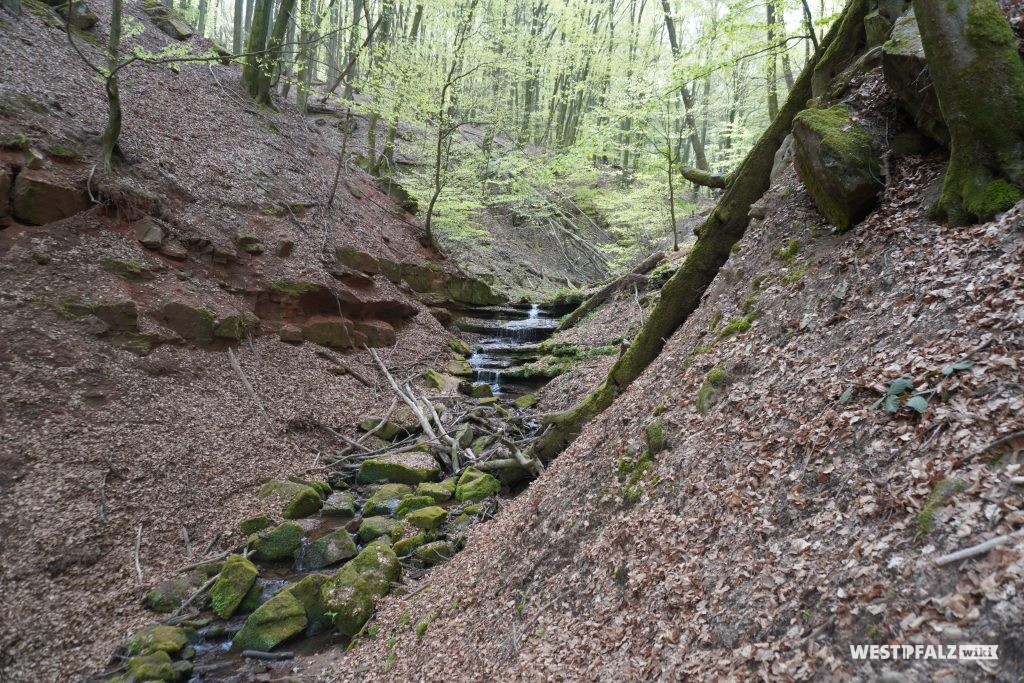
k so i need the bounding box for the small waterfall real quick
[463,304,559,395]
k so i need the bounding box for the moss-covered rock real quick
[238,581,264,614]
[126,651,176,681]
[392,533,427,556]
[239,514,272,536]
[469,383,493,398]
[406,505,446,530]
[445,277,507,306]
[455,467,501,502]
[447,337,473,356]
[358,516,403,543]
[422,368,447,389]
[644,419,666,455]
[128,625,189,656]
[361,483,413,516]
[294,529,358,571]
[258,480,323,519]
[322,491,356,516]
[447,357,474,377]
[249,522,305,562]
[792,104,883,231]
[336,247,380,274]
[210,554,258,619]
[696,365,728,414]
[153,302,215,341]
[512,393,538,409]
[213,314,256,340]
[142,0,194,39]
[284,573,332,635]
[400,262,447,293]
[416,479,455,503]
[882,9,947,146]
[232,591,307,651]
[11,169,90,225]
[393,495,435,518]
[358,452,440,485]
[358,418,408,442]
[414,540,455,566]
[145,573,204,613]
[320,541,402,636]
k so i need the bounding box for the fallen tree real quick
[533,0,869,463]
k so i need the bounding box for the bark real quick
[679,166,734,189]
[242,0,296,105]
[913,0,1024,224]
[766,0,779,119]
[661,0,708,170]
[101,0,123,171]
[233,0,243,52]
[296,0,318,112]
[197,0,209,35]
[533,0,865,464]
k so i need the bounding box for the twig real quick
[316,420,371,453]
[316,348,372,386]
[180,526,193,558]
[171,573,219,617]
[242,650,294,660]
[199,532,221,558]
[935,530,1023,567]
[133,524,144,584]
[228,347,271,426]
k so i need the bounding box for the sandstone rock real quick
[61,299,139,332]
[302,319,367,349]
[129,624,189,655]
[358,515,403,543]
[258,479,323,519]
[357,451,440,485]
[159,240,188,260]
[447,357,474,377]
[394,494,435,518]
[416,479,455,502]
[400,262,447,293]
[469,383,493,399]
[392,533,427,556]
[284,573,332,635]
[135,218,165,249]
[233,591,306,651]
[213,314,256,339]
[414,540,455,566]
[239,514,272,535]
[275,238,294,257]
[320,541,402,636]
[792,105,883,232]
[512,393,537,409]
[12,169,90,225]
[126,651,176,681]
[44,0,98,29]
[455,466,500,502]
[142,0,194,39]
[882,9,947,146]
[445,276,507,306]
[278,324,303,343]
[294,529,358,571]
[336,247,380,274]
[353,319,395,347]
[249,521,305,561]
[378,258,402,283]
[209,554,258,619]
[211,244,236,264]
[237,233,264,254]
[322,491,356,516]
[361,483,412,516]
[406,505,446,530]
[153,301,215,340]
[145,572,206,613]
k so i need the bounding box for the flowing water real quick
[459,304,562,395]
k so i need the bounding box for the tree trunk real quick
[242,0,296,105]
[233,0,243,52]
[197,0,208,35]
[296,0,318,111]
[534,0,866,464]
[766,0,779,119]
[913,0,1024,224]
[101,0,123,171]
[661,0,709,169]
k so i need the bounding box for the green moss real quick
[358,516,403,543]
[795,106,873,163]
[406,505,446,530]
[715,314,755,342]
[644,419,666,455]
[362,483,413,516]
[46,144,83,160]
[321,542,402,636]
[128,625,189,656]
[210,554,258,618]
[918,479,968,534]
[964,179,1022,219]
[415,620,429,638]
[454,467,500,502]
[102,258,151,279]
[233,591,307,651]
[249,522,305,561]
[696,366,728,414]
[393,533,427,556]
[708,310,721,332]
[776,238,802,263]
[127,651,176,680]
[358,455,440,485]
[0,133,30,150]
[782,262,810,284]
[269,280,317,296]
[416,479,455,502]
[394,495,436,518]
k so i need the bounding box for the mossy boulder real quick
[322,491,356,516]
[238,581,264,614]
[11,169,90,225]
[249,522,305,562]
[336,247,380,274]
[392,533,427,556]
[393,495,435,518]
[239,514,273,535]
[153,302,215,341]
[357,452,440,485]
[882,9,947,146]
[126,651,176,681]
[303,319,366,349]
[284,573,332,635]
[792,104,883,231]
[213,314,256,340]
[469,383,493,399]
[447,357,474,377]
[400,263,447,293]
[512,393,537,409]
[232,591,307,651]
[320,541,402,636]
[414,540,455,566]
[422,368,448,390]
[445,277,507,306]
[406,506,446,530]
[258,479,323,519]
[358,516,403,543]
[209,554,258,619]
[645,419,666,455]
[129,625,189,655]
[455,467,500,502]
[142,0,194,40]
[145,572,205,613]
[361,483,412,516]
[447,337,473,356]
[416,479,455,503]
[294,529,358,571]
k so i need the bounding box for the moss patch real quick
[696,366,728,414]
[210,554,258,619]
[918,479,968,534]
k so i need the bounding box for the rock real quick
[153,302,215,341]
[209,554,258,618]
[302,319,367,349]
[135,218,165,249]
[145,572,205,613]
[469,383,493,398]
[392,533,426,556]
[284,573,332,635]
[416,479,455,503]
[320,541,402,636]
[447,357,474,377]
[126,651,176,681]
[322,491,356,516]
[770,134,795,183]
[336,247,380,274]
[278,324,303,343]
[259,479,323,519]
[455,466,500,502]
[512,394,537,409]
[645,419,666,454]
[423,368,447,389]
[129,625,189,655]
[294,529,358,571]
[455,425,474,448]
[44,0,98,29]
[357,451,440,485]
[238,581,264,614]
[362,482,412,516]
[477,396,498,406]
[400,262,447,293]
[159,240,188,260]
[394,494,436,518]
[211,244,236,264]
[445,276,507,306]
[330,265,375,288]
[237,233,263,254]
[249,521,305,561]
[792,105,883,231]
[213,314,256,340]
[0,166,10,224]
[358,418,405,442]
[882,9,948,146]
[11,169,90,225]
[429,307,453,326]
[353,319,395,347]
[448,337,473,355]
[60,299,139,332]
[142,0,194,39]
[406,505,446,530]
[233,591,307,651]
[414,540,455,566]
[275,238,294,257]
[379,176,418,214]
[358,515,403,542]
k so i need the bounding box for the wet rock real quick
[129,624,189,655]
[336,247,379,274]
[448,337,473,355]
[353,319,396,347]
[294,529,357,571]
[512,394,537,409]
[447,357,474,377]
[362,482,412,516]
[284,573,332,635]
[239,514,273,535]
[357,452,440,485]
[259,479,323,519]
[392,533,426,556]
[358,516,403,543]
[792,105,883,231]
[142,0,194,39]
[135,218,165,249]
[406,505,446,530]
[414,540,455,566]
[455,466,500,502]
[394,495,435,518]
[233,591,307,651]
[322,491,356,516]
[416,479,455,503]
[249,522,305,562]
[153,302,215,341]
[209,554,258,619]
[12,169,90,225]
[126,651,176,680]
[321,541,402,636]
[882,9,947,146]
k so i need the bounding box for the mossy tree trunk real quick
[242,0,295,105]
[533,0,868,464]
[913,0,1024,224]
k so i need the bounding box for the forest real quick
[0,0,1022,680]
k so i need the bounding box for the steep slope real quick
[327,156,1024,679]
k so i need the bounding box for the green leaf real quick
[941,360,974,376]
[905,396,929,413]
[887,377,914,396]
[883,395,901,413]
[838,386,854,404]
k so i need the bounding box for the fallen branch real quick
[316,348,372,387]
[133,524,144,584]
[228,347,271,426]
[679,165,735,189]
[935,530,1023,566]
[242,650,294,660]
